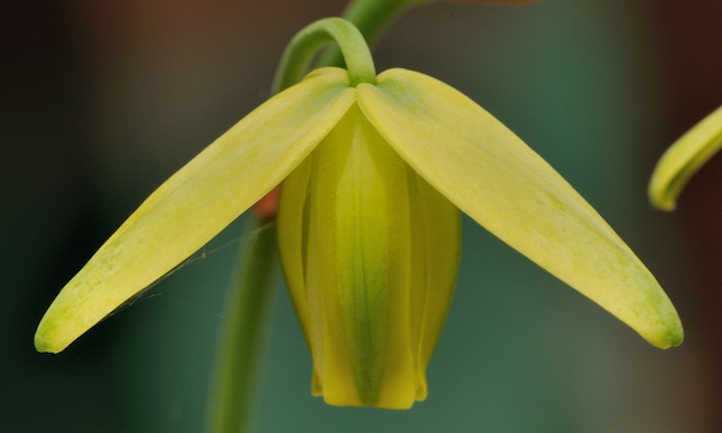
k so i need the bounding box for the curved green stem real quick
[271,17,376,93]
[649,105,722,211]
[318,0,423,67]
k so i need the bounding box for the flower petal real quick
[300,105,419,408]
[357,68,683,349]
[407,173,460,401]
[35,67,355,353]
[649,106,722,211]
[279,105,460,408]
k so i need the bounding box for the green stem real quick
[205,218,277,433]
[318,0,423,67]
[271,17,377,93]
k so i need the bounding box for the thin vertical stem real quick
[205,219,277,433]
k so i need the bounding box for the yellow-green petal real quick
[649,106,722,211]
[35,67,355,354]
[303,105,417,408]
[278,104,460,408]
[357,68,683,349]
[407,173,460,401]
[277,155,322,394]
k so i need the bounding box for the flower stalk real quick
[272,17,377,93]
[317,0,424,68]
[205,219,277,433]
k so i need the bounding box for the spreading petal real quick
[35,67,355,353]
[357,68,683,349]
[649,106,722,211]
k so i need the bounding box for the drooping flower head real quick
[35,18,682,410]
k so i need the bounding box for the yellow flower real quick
[276,80,460,408]
[649,106,722,211]
[36,18,682,410]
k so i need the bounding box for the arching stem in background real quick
[648,106,722,211]
[318,0,422,68]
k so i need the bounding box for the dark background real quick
[3,1,721,432]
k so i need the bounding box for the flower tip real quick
[648,178,678,212]
[34,326,62,354]
[665,323,685,349]
[34,311,75,354]
[649,191,677,212]
[648,320,684,350]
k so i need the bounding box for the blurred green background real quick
[4,0,722,432]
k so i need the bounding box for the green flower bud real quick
[278,105,460,409]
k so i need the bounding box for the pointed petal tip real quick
[34,310,77,354]
[34,325,63,354]
[650,321,684,350]
[639,304,683,349]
